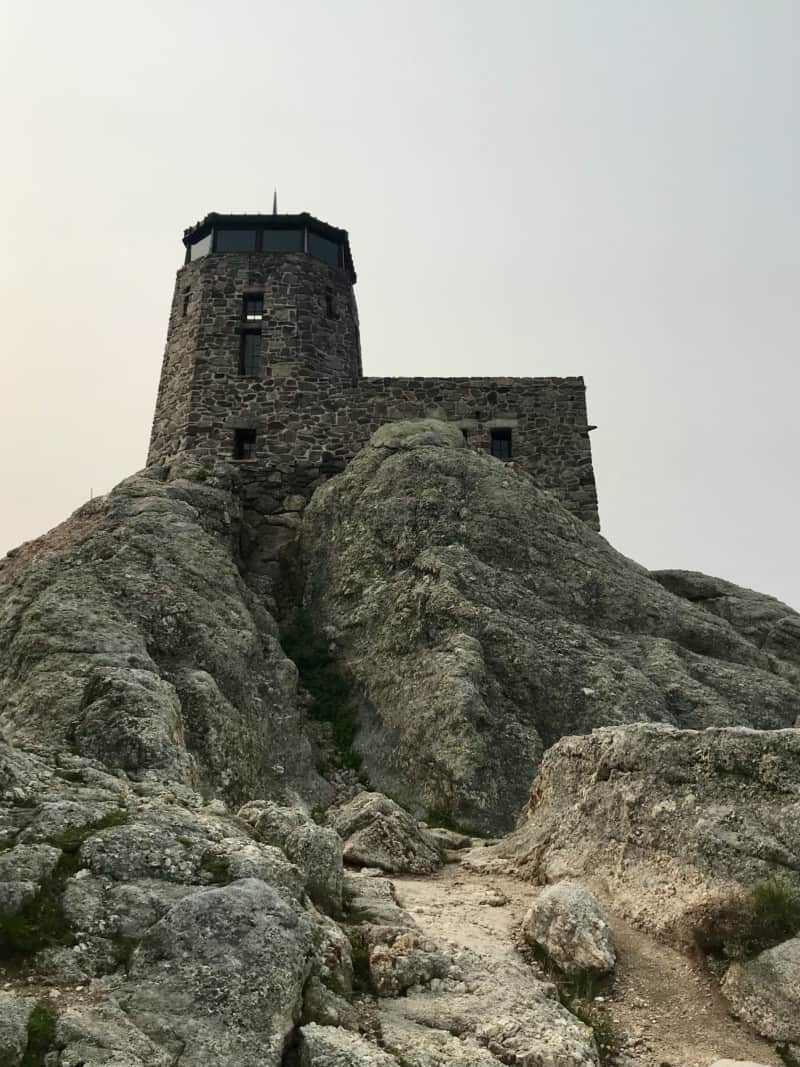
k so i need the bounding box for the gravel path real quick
[391,857,781,1067]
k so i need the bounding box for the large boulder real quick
[521,881,616,975]
[0,460,327,808]
[122,878,314,1066]
[722,936,800,1043]
[484,723,800,941]
[284,822,344,915]
[328,792,441,874]
[302,420,800,832]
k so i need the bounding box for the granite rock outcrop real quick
[482,722,800,942]
[303,420,800,832]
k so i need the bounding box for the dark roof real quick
[182,211,356,281]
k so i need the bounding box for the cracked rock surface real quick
[303,420,800,832]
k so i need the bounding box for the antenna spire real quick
[272,189,278,215]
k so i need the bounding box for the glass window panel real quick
[262,229,304,252]
[490,429,512,461]
[307,231,340,268]
[239,332,261,376]
[215,229,257,252]
[189,232,212,260]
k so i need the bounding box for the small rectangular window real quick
[234,428,257,460]
[243,294,263,321]
[182,290,190,317]
[239,331,261,376]
[490,428,512,461]
[325,289,338,319]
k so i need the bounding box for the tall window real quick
[325,289,338,319]
[239,331,261,376]
[490,428,512,461]
[234,428,257,460]
[243,294,263,321]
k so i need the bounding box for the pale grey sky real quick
[1,1,798,608]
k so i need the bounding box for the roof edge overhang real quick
[182,212,356,282]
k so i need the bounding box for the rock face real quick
[487,723,800,940]
[521,882,616,975]
[653,570,800,668]
[303,420,800,832]
[0,460,327,808]
[722,936,800,1043]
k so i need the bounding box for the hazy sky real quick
[2,1,798,608]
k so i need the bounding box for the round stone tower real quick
[148,211,361,466]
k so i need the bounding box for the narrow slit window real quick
[490,428,512,461]
[233,428,257,460]
[243,294,263,322]
[325,289,338,319]
[182,290,190,317]
[239,331,261,376]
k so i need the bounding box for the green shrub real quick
[281,609,362,771]
[425,808,473,837]
[0,855,79,956]
[346,928,372,993]
[569,1003,623,1064]
[750,877,800,941]
[1,809,130,957]
[694,877,800,960]
[22,1001,57,1067]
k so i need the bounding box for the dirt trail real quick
[391,858,782,1067]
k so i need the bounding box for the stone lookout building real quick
[148,210,600,545]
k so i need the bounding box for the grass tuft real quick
[525,942,621,1063]
[46,808,129,853]
[200,852,232,885]
[694,877,800,960]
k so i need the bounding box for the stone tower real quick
[148,208,600,534]
[148,211,361,468]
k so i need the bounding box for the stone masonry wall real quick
[166,373,598,514]
[148,252,361,463]
[148,248,599,592]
